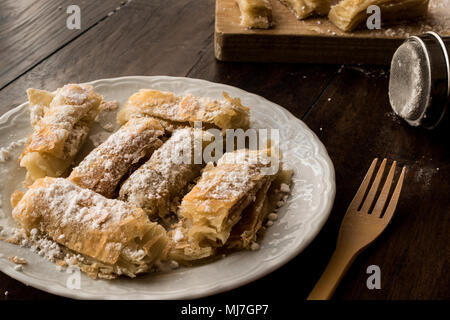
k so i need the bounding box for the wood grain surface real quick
[0,0,125,89]
[215,0,450,64]
[0,0,449,300]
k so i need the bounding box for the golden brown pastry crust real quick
[117,90,250,131]
[20,84,102,182]
[235,0,273,29]
[12,177,168,279]
[68,117,164,198]
[169,148,277,262]
[328,0,429,31]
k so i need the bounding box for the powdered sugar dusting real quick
[25,84,102,158]
[196,149,270,200]
[120,128,212,216]
[15,178,134,232]
[69,117,163,197]
[122,90,250,129]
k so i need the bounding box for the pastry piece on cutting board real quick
[235,0,273,29]
[279,0,331,19]
[329,0,430,32]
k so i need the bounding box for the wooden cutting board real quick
[215,0,450,65]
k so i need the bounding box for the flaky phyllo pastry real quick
[6,83,294,280]
[169,148,291,262]
[11,178,168,279]
[235,0,273,29]
[117,89,250,132]
[328,0,429,31]
[68,117,164,198]
[227,167,293,249]
[20,84,102,182]
[119,128,214,220]
[279,0,331,20]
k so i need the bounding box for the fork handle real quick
[307,247,358,300]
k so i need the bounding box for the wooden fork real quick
[307,158,406,300]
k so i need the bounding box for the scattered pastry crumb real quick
[0,138,27,163]
[4,291,8,296]
[14,265,23,272]
[268,213,278,221]
[266,220,273,227]
[250,242,260,251]
[280,183,290,193]
[0,149,10,162]
[56,265,65,272]
[276,200,285,207]
[170,260,179,269]
[9,256,27,264]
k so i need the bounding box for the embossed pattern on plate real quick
[0,76,335,299]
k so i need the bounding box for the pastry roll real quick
[20,84,102,182]
[227,166,293,249]
[169,148,277,262]
[68,117,164,198]
[12,177,168,279]
[119,128,215,219]
[328,0,429,32]
[117,90,250,132]
[235,0,273,29]
[279,0,331,20]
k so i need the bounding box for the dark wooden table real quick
[0,0,448,300]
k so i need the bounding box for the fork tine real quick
[371,161,397,217]
[382,166,406,222]
[360,158,387,213]
[348,158,378,211]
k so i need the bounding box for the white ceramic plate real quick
[0,76,335,299]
